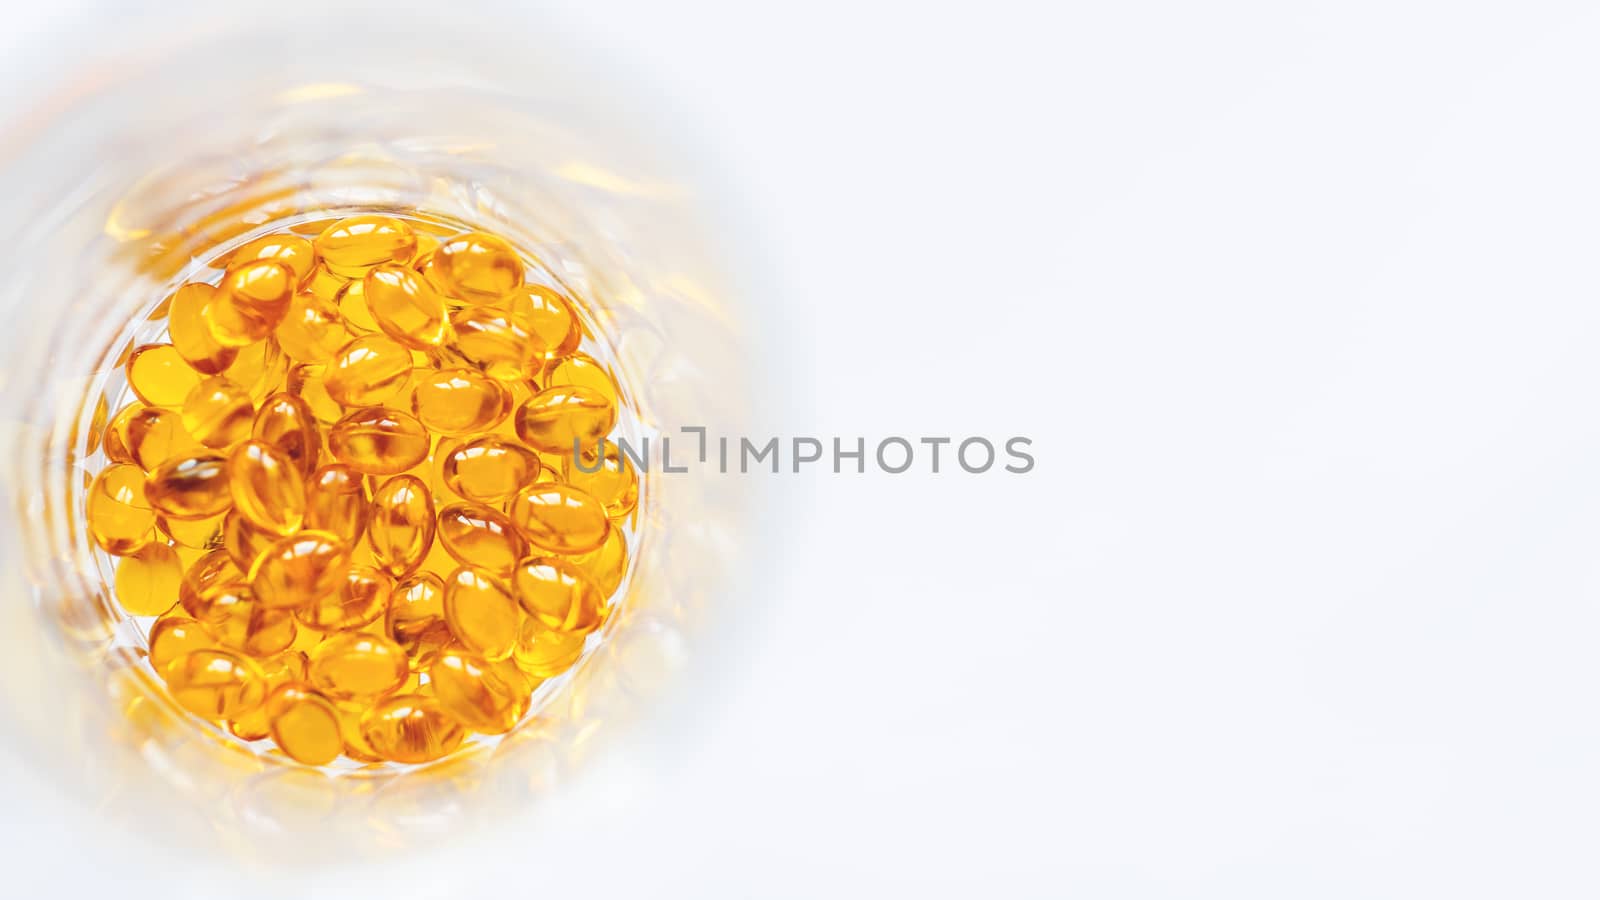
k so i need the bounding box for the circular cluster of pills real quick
[85,215,637,765]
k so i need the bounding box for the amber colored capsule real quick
[285,364,343,425]
[386,572,453,667]
[206,260,296,346]
[569,525,628,598]
[428,231,523,303]
[306,263,349,303]
[438,503,525,574]
[296,565,392,632]
[324,334,413,407]
[187,581,298,657]
[544,352,623,407]
[226,440,306,535]
[167,283,240,374]
[359,693,464,763]
[88,463,157,554]
[314,215,418,278]
[563,442,639,519]
[223,337,289,405]
[364,263,451,348]
[102,404,139,465]
[514,385,616,455]
[448,304,538,381]
[429,645,530,734]
[161,512,225,550]
[307,632,409,700]
[368,475,435,577]
[165,648,266,719]
[149,615,218,672]
[443,566,521,661]
[228,650,306,741]
[507,483,610,555]
[249,530,350,610]
[225,233,316,286]
[275,291,349,364]
[127,344,205,408]
[178,548,243,614]
[145,453,231,520]
[511,557,604,633]
[440,437,540,504]
[515,285,583,361]
[111,405,200,471]
[252,392,320,476]
[180,376,254,449]
[512,619,586,678]
[335,279,380,336]
[304,463,369,546]
[113,542,182,616]
[219,511,275,572]
[328,408,430,475]
[266,683,344,765]
[410,368,511,436]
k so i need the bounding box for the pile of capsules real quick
[84,214,638,766]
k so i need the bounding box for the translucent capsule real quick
[285,364,343,425]
[222,510,277,572]
[410,368,510,436]
[563,442,640,519]
[429,231,524,303]
[266,683,344,765]
[512,619,587,678]
[102,404,140,465]
[179,549,243,614]
[328,408,430,475]
[514,385,616,455]
[569,525,628,598]
[512,557,604,633]
[88,463,157,554]
[226,440,306,536]
[443,566,522,661]
[167,283,239,374]
[249,530,350,610]
[335,279,380,336]
[314,215,418,278]
[113,542,182,616]
[429,646,530,734]
[306,263,349,303]
[149,615,217,672]
[252,393,320,476]
[364,263,451,348]
[324,334,413,407]
[449,304,538,381]
[507,483,611,555]
[297,565,392,633]
[275,292,349,364]
[438,503,524,574]
[187,581,298,657]
[515,285,583,361]
[386,572,452,667]
[307,632,409,700]
[110,405,200,471]
[161,512,225,550]
[224,338,289,405]
[127,344,205,408]
[146,453,232,520]
[368,475,435,577]
[359,693,465,763]
[165,648,266,719]
[207,260,296,346]
[226,233,316,286]
[544,352,623,407]
[305,464,369,546]
[441,437,540,504]
[228,651,306,741]
[180,376,254,449]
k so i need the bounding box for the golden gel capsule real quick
[188,581,298,657]
[113,542,182,616]
[305,463,369,546]
[224,337,289,405]
[167,283,240,375]
[429,646,530,734]
[335,279,380,335]
[180,376,255,449]
[161,512,225,550]
[410,368,511,436]
[386,572,452,667]
[102,403,139,465]
[285,363,343,425]
[165,648,266,719]
[229,650,306,741]
[448,304,538,381]
[429,231,524,303]
[329,408,430,475]
[127,344,205,408]
[307,632,409,700]
[252,393,321,476]
[569,525,628,598]
[359,693,464,763]
[226,233,316,286]
[507,483,611,555]
[275,291,349,364]
[266,683,344,765]
[512,557,604,633]
[315,215,418,278]
[515,285,583,361]
[249,530,350,610]
[227,440,306,535]
[325,334,413,407]
[149,615,218,672]
[514,385,616,455]
[364,263,451,348]
[564,442,640,519]
[368,475,436,577]
[512,619,586,678]
[438,503,525,574]
[306,262,349,303]
[179,549,243,613]
[112,405,200,470]
[443,566,522,661]
[441,437,540,504]
[222,510,277,572]
[89,463,157,555]
[297,565,392,633]
[544,352,623,407]
[146,453,232,520]
[207,260,296,347]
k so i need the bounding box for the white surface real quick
[6,1,1600,896]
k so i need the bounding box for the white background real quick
[6,1,1600,896]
